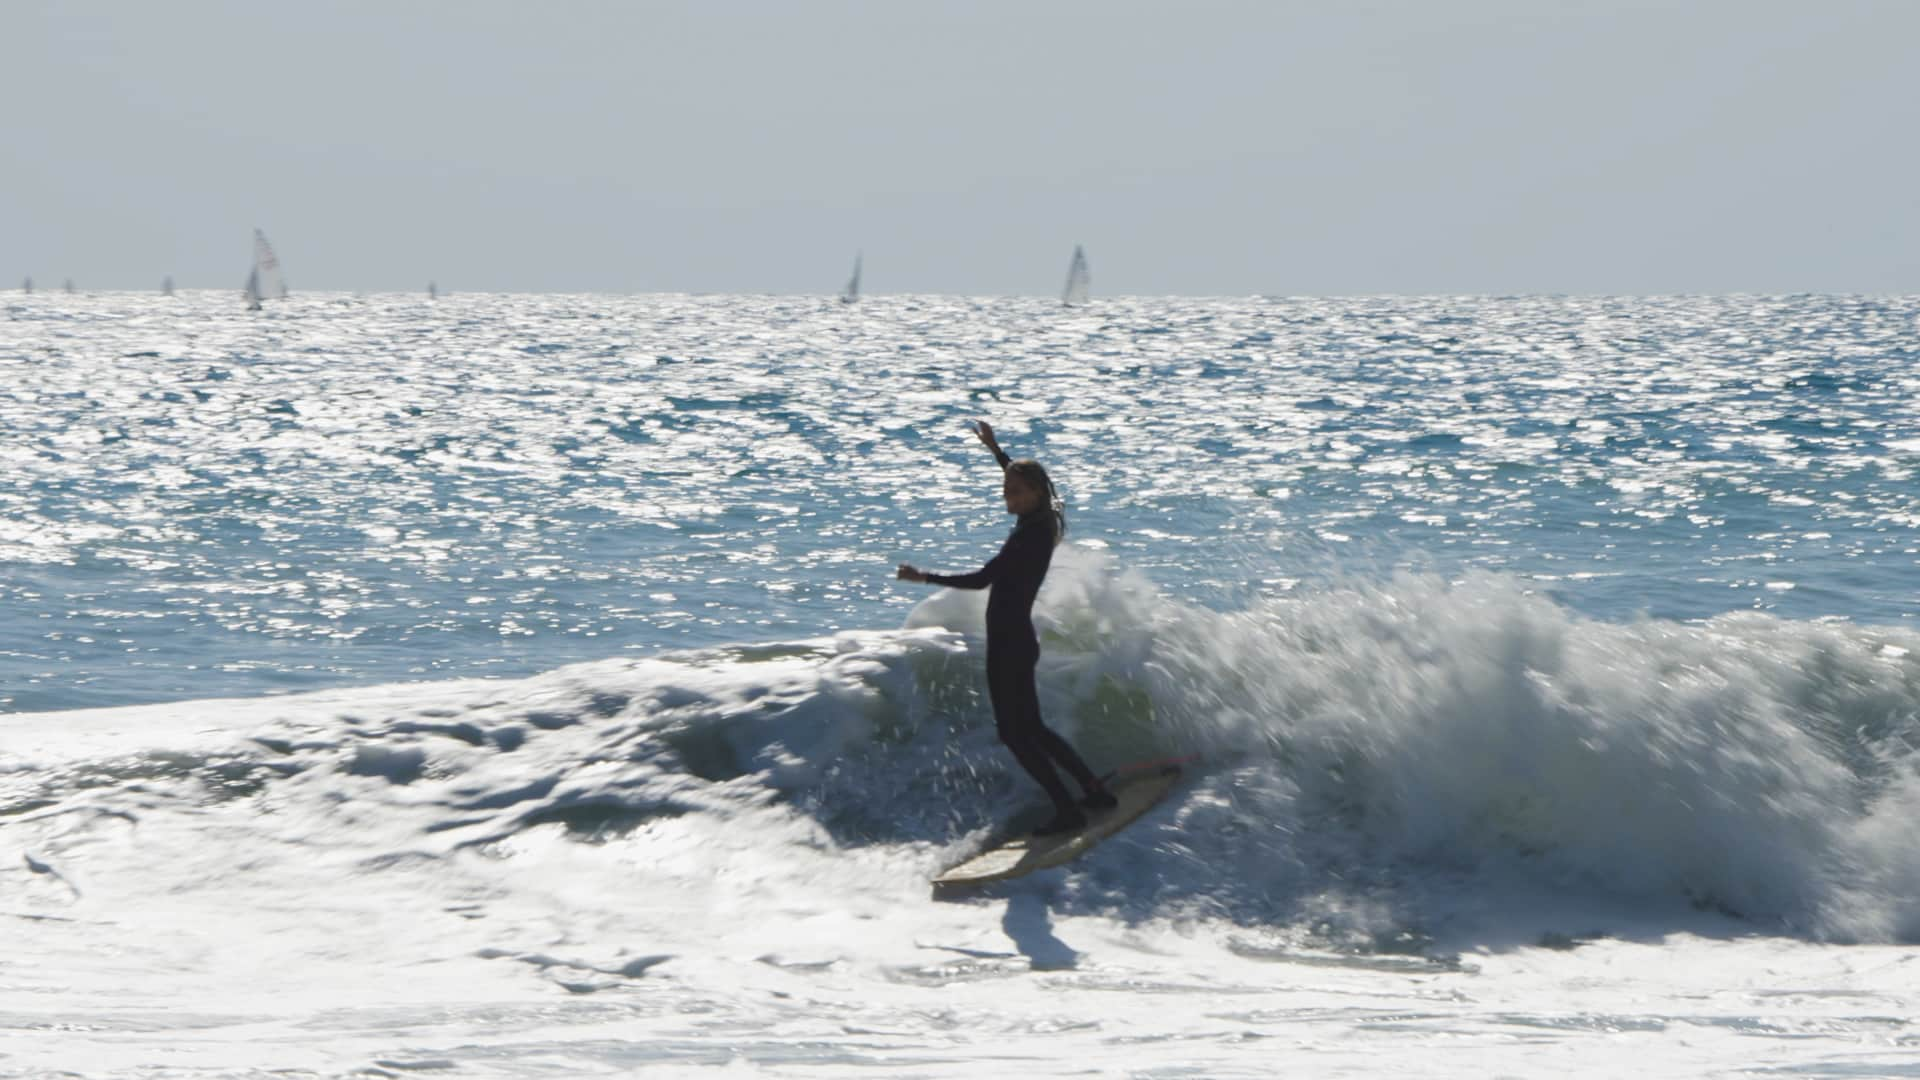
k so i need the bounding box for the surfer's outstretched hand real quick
[896,563,927,583]
[972,420,997,449]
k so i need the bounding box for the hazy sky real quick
[5,1,1917,295]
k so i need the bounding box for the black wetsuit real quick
[926,451,1101,813]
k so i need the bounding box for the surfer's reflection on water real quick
[897,420,1117,836]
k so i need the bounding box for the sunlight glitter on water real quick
[4,290,1918,709]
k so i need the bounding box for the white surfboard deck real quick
[932,764,1183,889]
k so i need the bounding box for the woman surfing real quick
[897,421,1116,836]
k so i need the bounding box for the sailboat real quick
[840,252,861,304]
[162,275,175,297]
[21,277,30,294]
[245,228,288,309]
[63,279,76,295]
[427,281,439,300]
[1061,245,1090,306]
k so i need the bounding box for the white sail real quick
[428,281,438,300]
[1062,244,1090,305]
[244,268,263,310]
[253,228,288,300]
[841,252,861,304]
[162,275,175,297]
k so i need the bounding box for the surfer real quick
[897,421,1116,835]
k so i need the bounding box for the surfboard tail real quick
[931,763,1186,893]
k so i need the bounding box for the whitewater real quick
[4,291,1918,1077]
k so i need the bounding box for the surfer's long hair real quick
[1008,459,1068,544]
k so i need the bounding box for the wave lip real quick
[1072,562,1920,943]
[6,561,1920,945]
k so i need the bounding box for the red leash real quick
[1100,753,1201,783]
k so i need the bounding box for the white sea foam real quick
[5,558,1919,1075]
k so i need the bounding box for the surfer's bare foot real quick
[1033,807,1087,836]
[1081,787,1117,812]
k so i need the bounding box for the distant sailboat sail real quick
[162,275,175,297]
[253,228,288,300]
[244,268,263,311]
[1062,245,1090,305]
[21,277,30,294]
[841,252,861,304]
[64,279,76,295]
[428,281,439,300]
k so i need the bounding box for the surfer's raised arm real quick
[972,420,1013,471]
[896,421,1028,585]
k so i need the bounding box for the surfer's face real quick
[1002,471,1044,515]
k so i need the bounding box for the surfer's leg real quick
[996,650,1108,805]
[1028,723,1115,810]
[1031,725,1102,795]
[986,648,1078,817]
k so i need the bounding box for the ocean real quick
[3,290,1917,1077]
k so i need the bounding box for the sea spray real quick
[6,559,1919,943]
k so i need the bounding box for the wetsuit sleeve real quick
[924,549,1005,590]
[923,521,1042,590]
[992,446,1012,470]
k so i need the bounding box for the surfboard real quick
[932,763,1183,891]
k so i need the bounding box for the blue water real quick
[9,292,1920,1077]
[3,291,1917,712]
